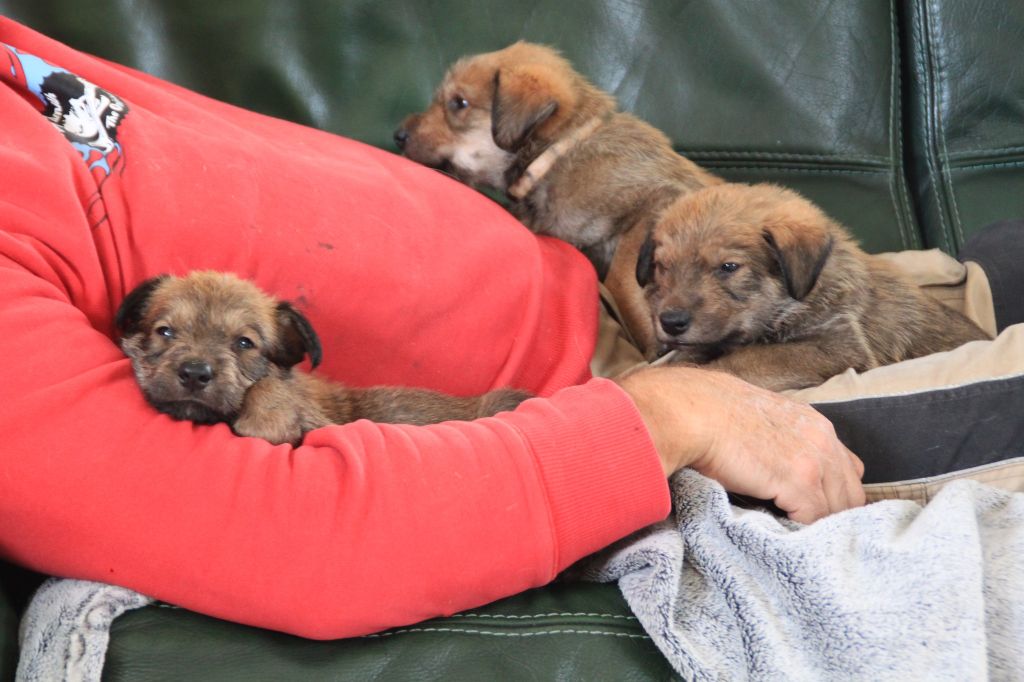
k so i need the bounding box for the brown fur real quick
[116,272,531,445]
[636,184,991,391]
[395,41,720,280]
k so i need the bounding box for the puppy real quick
[394,41,720,279]
[116,271,531,445]
[635,183,991,391]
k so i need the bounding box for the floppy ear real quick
[115,275,169,335]
[270,302,323,369]
[635,231,657,288]
[491,66,565,151]
[762,222,834,300]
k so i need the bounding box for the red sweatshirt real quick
[0,18,669,638]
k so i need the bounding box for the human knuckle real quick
[791,457,823,485]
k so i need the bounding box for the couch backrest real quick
[3,0,1021,254]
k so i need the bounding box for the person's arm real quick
[0,259,672,638]
[0,257,864,639]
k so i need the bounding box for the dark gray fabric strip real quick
[958,219,1024,332]
[814,374,1024,484]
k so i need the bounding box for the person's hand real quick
[616,366,865,523]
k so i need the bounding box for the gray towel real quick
[583,469,1024,681]
[16,578,152,682]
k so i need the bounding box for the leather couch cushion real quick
[903,0,1024,252]
[103,583,678,681]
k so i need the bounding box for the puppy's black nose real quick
[178,360,213,391]
[393,127,409,150]
[659,310,692,336]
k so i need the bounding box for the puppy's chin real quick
[449,142,515,191]
[148,398,233,426]
[420,158,461,182]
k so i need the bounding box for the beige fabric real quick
[962,261,997,337]
[591,283,645,379]
[872,247,968,286]
[785,323,1023,404]
[874,248,996,335]
[864,458,1024,504]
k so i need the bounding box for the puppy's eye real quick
[155,326,174,339]
[720,262,741,274]
[235,336,256,351]
[448,94,469,111]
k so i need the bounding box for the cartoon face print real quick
[39,71,127,155]
[2,43,129,177]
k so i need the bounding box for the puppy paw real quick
[231,412,305,446]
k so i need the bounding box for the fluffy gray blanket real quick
[17,471,1024,681]
[583,470,1024,681]
[16,579,151,682]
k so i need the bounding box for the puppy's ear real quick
[762,222,834,300]
[491,66,565,151]
[115,275,169,335]
[271,302,323,369]
[635,231,657,288]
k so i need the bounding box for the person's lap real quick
[593,219,1024,498]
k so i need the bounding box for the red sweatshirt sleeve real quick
[0,18,670,638]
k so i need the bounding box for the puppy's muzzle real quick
[659,310,692,336]
[178,360,213,392]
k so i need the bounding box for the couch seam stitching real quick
[951,160,1024,171]
[449,612,637,620]
[695,166,889,175]
[362,627,651,640]
[925,0,965,247]
[681,151,889,162]
[915,0,952,253]
[947,144,1024,158]
[888,0,911,249]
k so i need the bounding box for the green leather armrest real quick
[103,582,679,681]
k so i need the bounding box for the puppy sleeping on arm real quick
[116,271,530,445]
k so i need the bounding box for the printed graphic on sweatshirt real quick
[2,42,128,180]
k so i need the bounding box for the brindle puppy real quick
[116,271,531,445]
[636,183,991,391]
[394,41,719,338]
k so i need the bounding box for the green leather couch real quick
[1,1,1022,679]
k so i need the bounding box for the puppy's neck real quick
[507,116,604,200]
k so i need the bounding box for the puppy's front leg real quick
[233,372,328,446]
[346,386,531,426]
[702,342,855,392]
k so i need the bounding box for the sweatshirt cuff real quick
[505,377,671,575]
